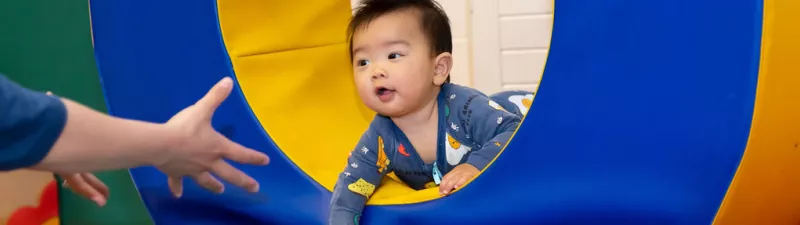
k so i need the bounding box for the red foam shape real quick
[6,180,59,225]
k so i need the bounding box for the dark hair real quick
[348,0,453,83]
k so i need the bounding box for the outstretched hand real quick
[439,164,479,196]
[157,77,270,197]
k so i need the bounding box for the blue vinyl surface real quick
[89,0,762,224]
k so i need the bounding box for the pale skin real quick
[42,77,268,206]
[350,8,479,196]
[43,92,110,206]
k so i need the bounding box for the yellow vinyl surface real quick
[215,0,481,205]
[42,218,59,225]
[712,0,800,224]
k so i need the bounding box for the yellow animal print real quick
[347,178,376,198]
[376,136,390,173]
[488,100,507,112]
[446,132,472,165]
[508,93,535,115]
[522,98,533,109]
[447,133,461,149]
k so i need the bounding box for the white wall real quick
[471,0,553,94]
[350,0,553,95]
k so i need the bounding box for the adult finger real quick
[194,77,234,117]
[221,138,269,166]
[64,174,106,206]
[168,177,183,198]
[81,173,110,199]
[191,172,225,194]
[211,161,259,193]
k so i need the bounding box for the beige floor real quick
[0,170,55,224]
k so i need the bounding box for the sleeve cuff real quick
[329,209,360,225]
[0,95,67,170]
[466,154,492,171]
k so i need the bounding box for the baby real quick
[329,0,535,224]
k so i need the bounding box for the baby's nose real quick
[371,69,387,79]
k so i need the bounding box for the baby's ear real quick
[433,52,453,85]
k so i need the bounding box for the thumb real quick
[195,77,234,117]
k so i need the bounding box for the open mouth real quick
[375,86,394,95]
[375,86,396,101]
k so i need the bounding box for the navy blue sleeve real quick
[488,90,536,117]
[0,75,67,171]
[329,123,394,225]
[457,93,522,170]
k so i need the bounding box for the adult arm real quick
[30,97,178,173]
[0,74,178,173]
[0,75,269,195]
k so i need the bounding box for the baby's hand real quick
[439,164,479,195]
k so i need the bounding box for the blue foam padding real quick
[89,0,330,224]
[89,0,761,224]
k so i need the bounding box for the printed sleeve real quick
[328,126,393,225]
[461,94,521,170]
[0,75,67,171]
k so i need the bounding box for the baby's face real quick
[351,9,446,117]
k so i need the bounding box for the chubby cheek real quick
[355,77,375,103]
[355,82,374,100]
[397,76,428,97]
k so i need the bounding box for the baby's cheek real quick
[357,86,372,96]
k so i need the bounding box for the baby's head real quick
[348,0,453,117]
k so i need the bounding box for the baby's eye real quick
[388,53,402,59]
[357,59,370,67]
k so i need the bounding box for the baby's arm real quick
[438,93,522,194]
[329,128,393,225]
[463,95,522,171]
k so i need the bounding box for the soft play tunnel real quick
[85,0,799,224]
